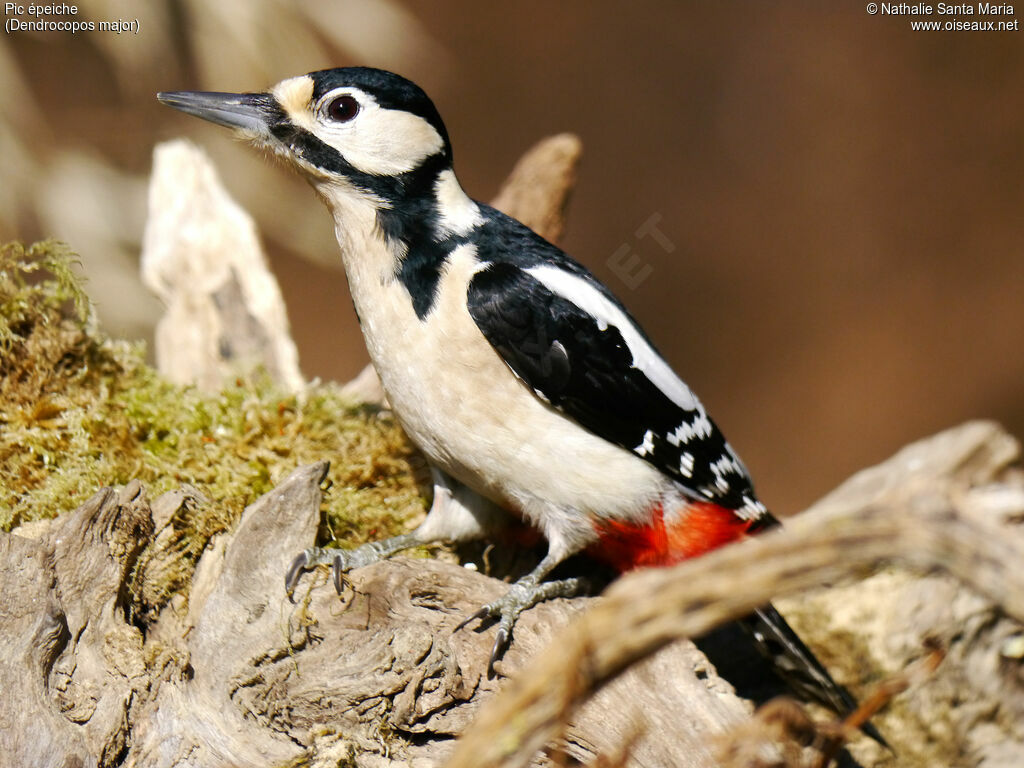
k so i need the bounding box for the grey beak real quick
[157,90,277,134]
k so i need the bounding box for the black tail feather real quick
[740,604,889,748]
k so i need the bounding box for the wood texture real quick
[490,133,583,244]
[1,465,747,768]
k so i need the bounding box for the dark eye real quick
[327,95,359,122]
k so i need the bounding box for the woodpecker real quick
[158,68,882,742]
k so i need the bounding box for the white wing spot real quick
[710,453,743,479]
[679,451,695,478]
[737,495,768,521]
[709,453,746,493]
[634,429,655,457]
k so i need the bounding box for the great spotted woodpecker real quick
[158,68,881,741]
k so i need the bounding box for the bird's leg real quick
[455,548,587,676]
[285,467,509,600]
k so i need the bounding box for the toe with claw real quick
[285,546,339,601]
[456,576,586,677]
[284,532,422,601]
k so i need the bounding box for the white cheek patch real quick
[268,82,446,177]
[309,90,445,176]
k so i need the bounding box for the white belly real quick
[343,239,670,548]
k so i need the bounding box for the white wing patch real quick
[519,264,764,518]
[525,265,701,412]
[709,454,738,491]
[738,495,768,520]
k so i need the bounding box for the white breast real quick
[324,183,674,555]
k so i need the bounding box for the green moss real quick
[0,240,91,351]
[1,240,430,614]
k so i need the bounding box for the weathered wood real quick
[1,463,748,767]
[140,139,304,392]
[490,133,582,244]
[3,482,153,768]
[4,422,1022,767]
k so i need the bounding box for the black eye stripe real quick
[326,94,359,122]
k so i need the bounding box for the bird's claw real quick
[454,591,524,678]
[454,577,587,678]
[285,546,363,601]
[490,627,510,673]
[331,551,347,594]
[454,605,491,633]
[284,552,308,600]
[285,546,335,601]
[285,534,422,601]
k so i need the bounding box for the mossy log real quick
[2,422,1022,768]
[1,462,747,768]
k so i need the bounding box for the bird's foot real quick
[285,533,421,601]
[455,576,587,677]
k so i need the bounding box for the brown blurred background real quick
[1,1,1021,516]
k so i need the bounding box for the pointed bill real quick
[157,91,277,136]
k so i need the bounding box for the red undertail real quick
[589,501,752,573]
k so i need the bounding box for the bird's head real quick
[157,67,453,200]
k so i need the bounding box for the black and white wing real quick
[466,255,769,522]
